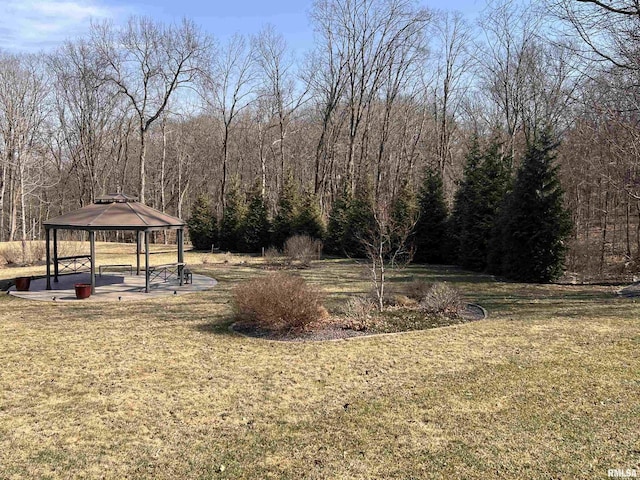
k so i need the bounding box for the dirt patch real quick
[231,303,486,342]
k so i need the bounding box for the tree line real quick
[0,0,639,281]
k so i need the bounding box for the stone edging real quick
[467,302,488,320]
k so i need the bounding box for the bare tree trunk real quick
[139,125,146,203]
[0,161,6,241]
[600,190,609,275]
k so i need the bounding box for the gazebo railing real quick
[146,262,186,285]
[57,255,92,275]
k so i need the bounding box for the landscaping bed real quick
[231,303,486,341]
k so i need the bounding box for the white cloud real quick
[0,0,130,52]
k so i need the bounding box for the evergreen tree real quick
[452,136,511,271]
[390,182,419,260]
[325,181,375,257]
[498,129,572,282]
[187,195,217,250]
[414,168,449,264]
[343,181,376,258]
[240,183,270,253]
[295,190,325,240]
[451,136,484,267]
[272,173,300,247]
[325,185,352,255]
[219,180,246,251]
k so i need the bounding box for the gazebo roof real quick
[44,194,185,231]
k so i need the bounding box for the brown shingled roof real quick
[44,196,184,231]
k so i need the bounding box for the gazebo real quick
[43,194,186,294]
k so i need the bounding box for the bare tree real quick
[48,39,124,205]
[200,34,256,213]
[477,0,541,154]
[0,53,50,253]
[430,11,474,183]
[91,16,210,204]
[359,202,417,312]
[253,25,308,194]
[552,0,640,71]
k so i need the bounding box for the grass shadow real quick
[193,317,238,337]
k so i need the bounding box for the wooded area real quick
[0,0,639,281]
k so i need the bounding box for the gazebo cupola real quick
[43,194,186,294]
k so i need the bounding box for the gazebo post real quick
[46,228,51,290]
[178,228,184,286]
[53,229,59,283]
[144,230,150,293]
[89,230,96,294]
[136,231,141,275]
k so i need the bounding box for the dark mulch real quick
[231,303,486,342]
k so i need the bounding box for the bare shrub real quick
[375,283,417,307]
[30,241,46,262]
[340,296,374,331]
[0,243,24,265]
[343,295,375,319]
[264,246,281,259]
[405,279,433,300]
[233,273,326,333]
[0,240,89,267]
[57,241,85,258]
[388,294,416,307]
[264,246,284,265]
[418,282,463,316]
[284,235,322,266]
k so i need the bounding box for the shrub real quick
[418,282,463,316]
[0,241,47,266]
[57,241,84,258]
[30,241,46,262]
[404,279,433,300]
[233,273,326,333]
[343,295,375,319]
[264,246,282,260]
[284,234,322,266]
[0,243,24,265]
[341,295,376,331]
[387,294,416,308]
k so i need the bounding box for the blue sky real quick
[0,0,487,53]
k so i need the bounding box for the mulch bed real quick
[231,303,486,342]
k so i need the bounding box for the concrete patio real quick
[8,272,217,302]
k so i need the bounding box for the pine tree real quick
[344,181,376,258]
[499,129,572,282]
[414,168,449,264]
[240,183,271,253]
[295,190,325,240]
[452,136,511,271]
[451,136,484,267]
[187,195,217,250]
[325,181,375,257]
[272,173,300,247]
[390,182,419,260]
[219,180,246,252]
[325,185,352,255]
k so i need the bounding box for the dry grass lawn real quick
[0,242,639,479]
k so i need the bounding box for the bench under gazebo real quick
[43,194,186,294]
